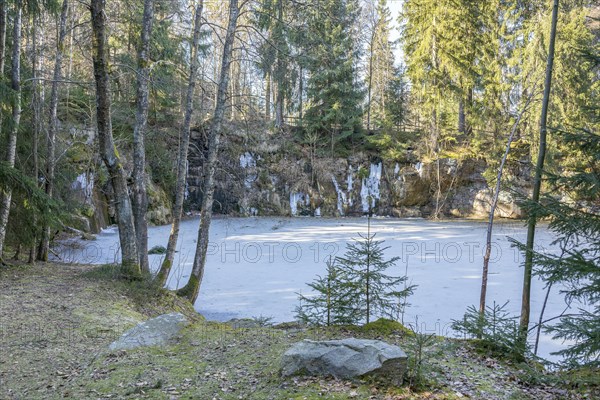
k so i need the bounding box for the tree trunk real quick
[38,0,69,262]
[265,72,271,119]
[519,0,559,349]
[131,0,154,274]
[458,97,465,134]
[366,28,375,132]
[90,0,140,276]
[481,90,535,315]
[0,0,6,75]
[298,65,303,126]
[156,0,204,286]
[0,0,22,260]
[30,14,45,264]
[275,84,284,128]
[177,0,239,303]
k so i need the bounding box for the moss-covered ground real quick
[0,263,597,399]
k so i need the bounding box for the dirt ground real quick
[0,263,597,399]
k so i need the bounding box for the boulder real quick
[281,338,407,383]
[109,313,189,351]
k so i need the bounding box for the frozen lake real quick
[55,216,577,362]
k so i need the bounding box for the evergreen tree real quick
[515,125,600,367]
[400,0,499,154]
[255,0,291,128]
[365,0,396,131]
[297,221,415,325]
[336,230,414,324]
[302,0,364,153]
[296,256,356,326]
[368,65,412,160]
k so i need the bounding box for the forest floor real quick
[0,262,597,400]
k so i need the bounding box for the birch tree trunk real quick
[131,0,154,274]
[38,0,69,262]
[156,0,204,286]
[90,0,140,276]
[519,0,559,348]
[0,0,22,261]
[177,0,239,303]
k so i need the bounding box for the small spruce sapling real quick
[296,256,356,326]
[297,217,415,325]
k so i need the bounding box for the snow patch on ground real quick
[239,152,256,168]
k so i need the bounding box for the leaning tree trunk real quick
[480,89,535,316]
[90,0,140,276]
[0,0,22,261]
[519,0,559,349]
[38,0,69,262]
[156,0,204,286]
[131,0,154,274]
[177,0,239,303]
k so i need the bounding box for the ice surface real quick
[54,216,582,361]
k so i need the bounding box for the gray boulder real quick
[109,313,189,351]
[281,338,407,383]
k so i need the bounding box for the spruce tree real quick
[297,220,415,325]
[515,126,600,367]
[365,0,396,131]
[336,230,414,324]
[296,256,356,326]
[302,0,364,153]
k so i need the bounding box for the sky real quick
[387,0,405,65]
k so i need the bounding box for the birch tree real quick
[156,0,204,287]
[177,0,239,303]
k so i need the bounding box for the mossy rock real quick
[361,318,415,337]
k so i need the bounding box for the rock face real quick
[109,313,189,351]
[281,338,407,383]
[185,127,531,218]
